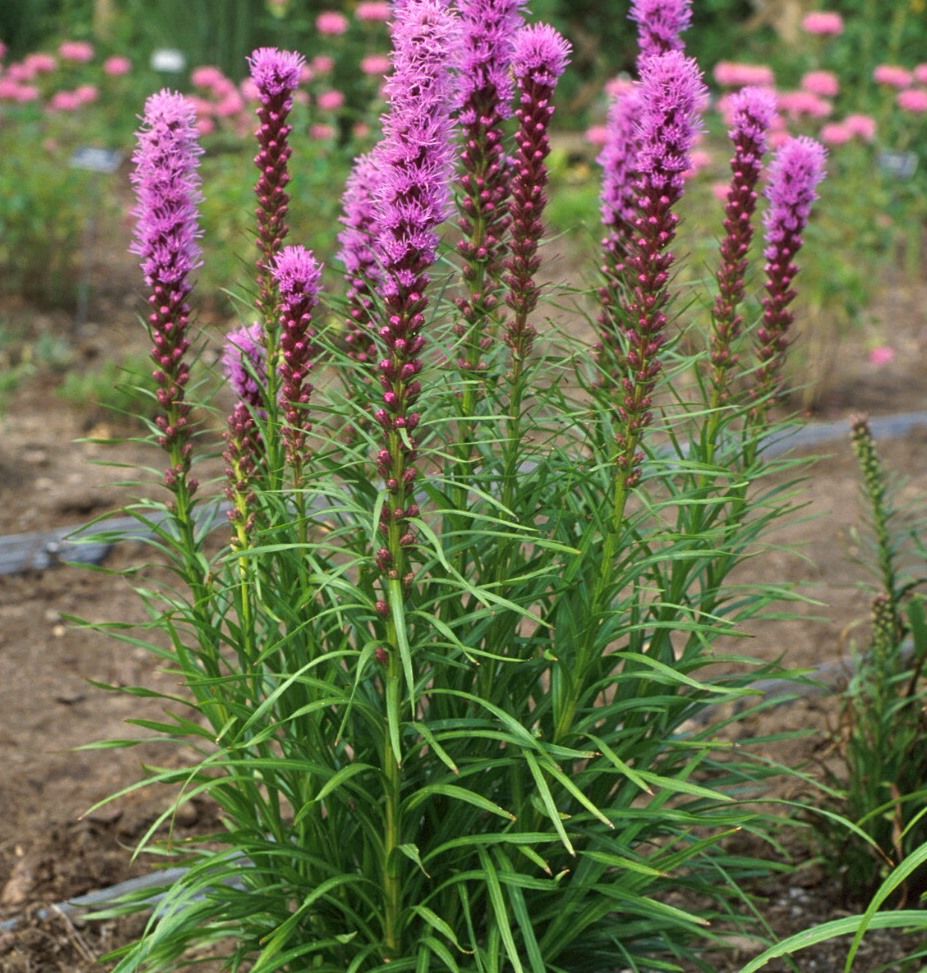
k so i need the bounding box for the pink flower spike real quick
[357,1,392,21]
[868,346,896,367]
[898,89,927,114]
[104,55,132,76]
[801,11,844,36]
[874,64,913,89]
[820,122,853,146]
[713,61,775,88]
[801,70,839,98]
[844,113,877,141]
[317,89,345,111]
[58,40,94,63]
[317,10,350,35]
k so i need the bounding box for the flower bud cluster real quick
[504,24,570,358]
[339,152,384,365]
[272,245,323,468]
[612,51,706,483]
[710,86,776,394]
[371,0,461,578]
[454,0,525,372]
[248,48,305,321]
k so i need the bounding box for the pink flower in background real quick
[353,121,371,138]
[873,65,912,89]
[356,1,391,21]
[361,53,392,76]
[685,148,712,179]
[310,122,335,139]
[299,63,313,84]
[316,10,350,35]
[769,128,791,148]
[605,76,635,98]
[311,54,335,75]
[0,41,7,61]
[778,89,832,119]
[801,70,839,97]
[6,63,35,82]
[844,113,877,140]
[317,88,345,110]
[215,91,245,117]
[915,64,927,85]
[868,346,896,366]
[191,65,225,88]
[196,116,216,135]
[714,61,775,88]
[801,11,844,36]
[240,77,259,101]
[58,40,94,63]
[0,79,40,101]
[24,52,57,74]
[49,89,82,111]
[75,83,99,105]
[711,181,730,202]
[820,122,853,145]
[898,88,927,113]
[585,123,608,146]
[103,55,132,76]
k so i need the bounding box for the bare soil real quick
[1,237,926,971]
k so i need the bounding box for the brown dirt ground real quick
[1,231,926,972]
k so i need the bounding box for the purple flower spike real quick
[272,245,323,472]
[753,135,827,406]
[504,23,571,358]
[248,48,305,323]
[709,86,777,397]
[598,84,644,275]
[338,151,384,365]
[223,323,267,408]
[455,0,526,376]
[371,0,461,592]
[130,89,203,495]
[630,0,693,63]
[605,50,706,485]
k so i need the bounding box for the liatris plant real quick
[818,416,927,900]
[752,135,827,418]
[94,4,832,971]
[454,0,524,388]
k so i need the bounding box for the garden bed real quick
[1,251,926,971]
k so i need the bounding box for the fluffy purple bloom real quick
[222,323,267,408]
[504,23,570,357]
[635,50,705,195]
[630,0,692,62]
[131,90,203,288]
[763,135,827,244]
[598,85,643,265]
[458,0,525,124]
[754,136,827,404]
[339,151,384,363]
[273,246,323,470]
[130,89,203,492]
[248,47,305,97]
[375,0,461,294]
[709,86,776,393]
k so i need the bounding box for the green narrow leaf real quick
[404,784,516,821]
[478,849,524,973]
[524,751,574,856]
[738,911,927,973]
[844,841,927,971]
